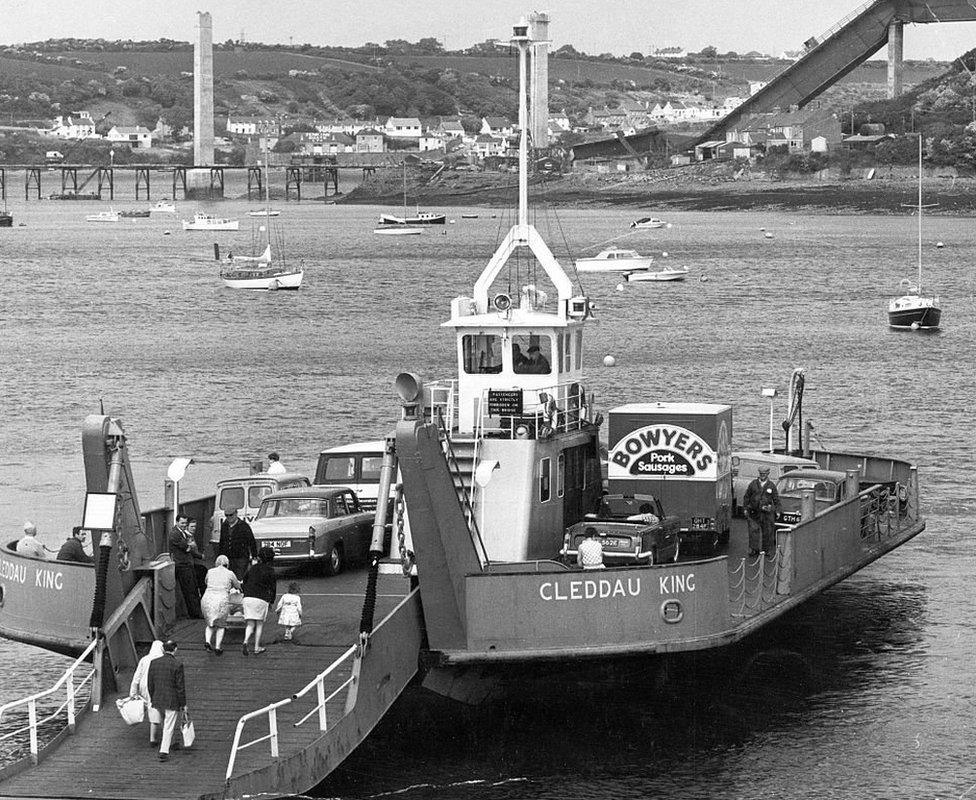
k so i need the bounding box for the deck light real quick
[395,372,423,420]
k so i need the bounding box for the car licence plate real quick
[265,540,293,549]
[780,512,801,524]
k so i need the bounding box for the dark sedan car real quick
[250,486,374,575]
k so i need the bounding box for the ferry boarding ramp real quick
[693,0,976,146]
[0,568,421,800]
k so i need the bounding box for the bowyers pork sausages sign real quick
[609,423,717,481]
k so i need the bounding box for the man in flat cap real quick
[744,467,781,557]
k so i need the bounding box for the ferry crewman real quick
[744,467,781,556]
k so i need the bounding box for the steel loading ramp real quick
[693,0,976,145]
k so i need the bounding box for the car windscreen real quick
[257,498,330,519]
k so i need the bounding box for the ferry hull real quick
[0,547,95,656]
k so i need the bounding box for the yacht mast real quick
[916,133,922,294]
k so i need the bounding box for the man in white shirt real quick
[267,452,286,474]
[16,521,48,559]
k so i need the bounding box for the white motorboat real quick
[887,135,941,330]
[630,216,669,229]
[150,200,176,214]
[86,209,120,223]
[373,227,423,236]
[183,212,239,231]
[624,266,690,282]
[575,247,654,273]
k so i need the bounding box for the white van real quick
[314,441,391,513]
[209,471,310,544]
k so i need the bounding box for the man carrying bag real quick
[147,639,191,761]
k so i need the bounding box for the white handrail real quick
[0,637,98,763]
[224,643,358,782]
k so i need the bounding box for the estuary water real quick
[0,195,974,799]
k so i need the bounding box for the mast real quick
[916,133,922,294]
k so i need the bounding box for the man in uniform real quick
[744,467,781,556]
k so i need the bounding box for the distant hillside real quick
[0,37,960,154]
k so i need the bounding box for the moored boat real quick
[373,226,423,236]
[247,208,281,217]
[575,247,654,273]
[0,211,11,228]
[119,209,150,218]
[86,209,120,223]
[150,199,176,214]
[182,212,239,231]
[631,216,669,229]
[624,265,690,282]
[379,211,446,225]
[888,135,941,330]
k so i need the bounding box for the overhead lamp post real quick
[761,387,777,453]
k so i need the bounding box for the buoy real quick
[163,230,171,236]
[936,241,944,248]
[759,227,765,231]
[661,251,669,257]
[603,355,616,367]
[449,219,456,224]
[666,223,673,229]
[615,283,624,291]
[699,274,708,282]
[911,321,920,330]
[764,232,773,239]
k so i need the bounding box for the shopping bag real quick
[181,710,196,748]
[116,696,145,726]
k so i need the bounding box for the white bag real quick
[116,696,145,726]
[181,710,196,748]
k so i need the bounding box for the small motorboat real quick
[86,209,120,223]
[575,247,654,273]
[247,209,281,217]
[120,209,150,218]
[182,212,239,231]
[630,216,669,229]
[151,200,177,214]
[461,213,479,219]
[624,266,690,282]
[373,227,423,236]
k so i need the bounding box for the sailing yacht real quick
[218,153,304,290]
[377,161,445,227]
[887,135,941,330]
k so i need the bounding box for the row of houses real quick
[649,46,805,61]
[45,112,155,148]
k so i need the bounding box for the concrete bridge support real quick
[888,20,904,98]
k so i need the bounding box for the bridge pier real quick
[25,167,40,200]
[888,20,904,98]
[135,167,150,200]
[246,166,262,200]
[98,167,113,200]
[173,167,187,199]
[285,166,301,201]
[61,167,79,196]
[0,168,5,201]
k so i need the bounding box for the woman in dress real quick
[241,546,276,656]
[128,639,165,745]
[201,554,241,655]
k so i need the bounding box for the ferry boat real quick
[0,17,928,800]
[182,212,239,231]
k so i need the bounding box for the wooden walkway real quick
[0,569,411,800]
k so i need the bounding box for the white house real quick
[106,126,152,148]
[226,116,280,136]
[384,117,422,139]
[50,112,97,139]
[481,116,515,137]
[473,133,506,158]
[419,133,442,152]
[651,46,687,60]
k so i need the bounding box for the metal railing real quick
[0,638,98,763]
[478,381,588,439]
[224,644,358,782]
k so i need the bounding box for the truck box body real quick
[608,403,733,549]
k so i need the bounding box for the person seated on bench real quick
[626,503,659,525]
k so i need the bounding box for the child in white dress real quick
[276,582,303,640]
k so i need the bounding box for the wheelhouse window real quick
[540,457,552,503]
[463,334,503,374]
[513,334,552,375]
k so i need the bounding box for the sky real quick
[6,0,976,61]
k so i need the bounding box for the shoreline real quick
[336,170,976,216]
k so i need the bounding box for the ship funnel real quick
[395,372,424,419]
